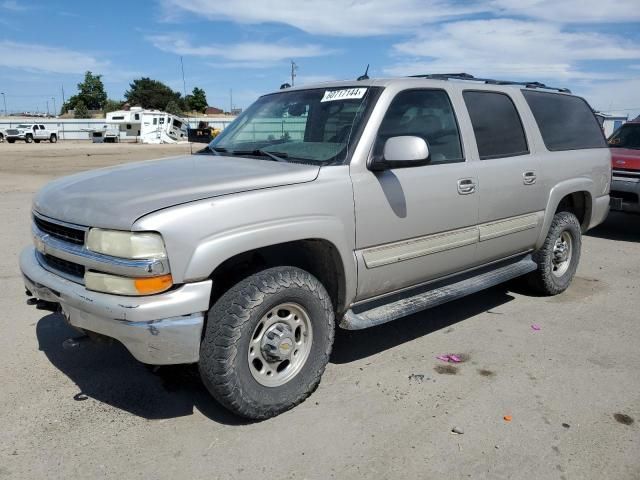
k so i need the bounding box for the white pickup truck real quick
[4,123,58,143]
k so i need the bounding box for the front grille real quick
[6,129,18,135]
[34,215,85,245]
[42,254,85,279]
[611,191,639,204]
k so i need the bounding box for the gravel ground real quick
[1,141,638,479]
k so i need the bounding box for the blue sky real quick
[1,0,639,117]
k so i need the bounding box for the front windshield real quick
[16,124,30,129]
[609,123,640,150]
[209,87,379,164]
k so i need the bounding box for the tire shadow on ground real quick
[35,312,249,425]
[35,285,516,421]
[586,211,640,243]
[331,286,515,364]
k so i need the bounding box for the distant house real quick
[205,106,224,115]
[594,112,629,138]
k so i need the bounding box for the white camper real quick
[105,107,188,144]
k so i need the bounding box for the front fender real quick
[133,166,358,306]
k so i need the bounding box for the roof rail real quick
[408,73,571,93]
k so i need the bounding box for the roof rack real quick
[408,73,571,93]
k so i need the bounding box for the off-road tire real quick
[50,134,57,143]
[199,266,335,420]
[25,134,33,143]
[528,211,582,295]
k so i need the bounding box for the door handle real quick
[457,178,477,195]
[523,171,537,185]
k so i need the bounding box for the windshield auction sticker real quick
[321,88,368,102]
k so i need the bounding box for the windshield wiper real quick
[196,145,228,155]
[232,149,289,162]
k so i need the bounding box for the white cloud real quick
[160,0,483,36]
[161,0,640,36]
[489,0,640,23]
[385,19,640,81]
[1,0,28,11]
[0,41,109,74]
[147,34,333,64]
[575,78,640,118]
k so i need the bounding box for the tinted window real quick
[376,89,463,163]
[522,90,606,151]
[463,91,528,160]
[608,123,640,150]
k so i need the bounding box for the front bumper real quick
[20,246,212,365]
[610,177,640,213]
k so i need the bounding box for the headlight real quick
[86,229,167,259]
[85,271,173,296]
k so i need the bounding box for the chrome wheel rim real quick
[551,231,572,277]
[248,303,313,387]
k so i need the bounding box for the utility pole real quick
[1,92,6,116]
[229,89,233,114]
[46,100,50,116]
[52,97,56,117]
[290,60,298,87]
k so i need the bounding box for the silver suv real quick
[20,74,611,419]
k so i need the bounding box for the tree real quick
[73,100,89,119]
[165,100,183,116]
[187,87,208,113]
[124,77,182,110]
[103,99,123,114]
[61,71,108,113]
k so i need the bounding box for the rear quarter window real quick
[462,90,529,160]
[522,90,606,151]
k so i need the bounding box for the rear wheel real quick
[528,211,582,295]
[199,266,335,419]
[25,134,33,143]
[50,134,57,143]
[0,133,4,143]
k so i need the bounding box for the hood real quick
[611,147,640,171]
[34,154,320,229]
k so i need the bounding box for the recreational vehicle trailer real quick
[105,107,188,144]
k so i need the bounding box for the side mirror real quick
[370,136,430,171]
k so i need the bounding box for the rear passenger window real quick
[463,91,528,160]
[376,89,463,164]
[522,90,607,151]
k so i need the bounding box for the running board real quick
[340,255,537,330]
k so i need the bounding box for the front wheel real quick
[25,134,33,143]
[527,211,582,295]
[199,266,335,420]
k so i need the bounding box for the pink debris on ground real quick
[531,324,541,331]
[436,354,462,363]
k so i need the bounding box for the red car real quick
[609,118,640,213]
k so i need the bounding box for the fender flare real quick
[535,177,594,249]
[183,215,357,307]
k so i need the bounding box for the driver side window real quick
[376,89,464,164]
